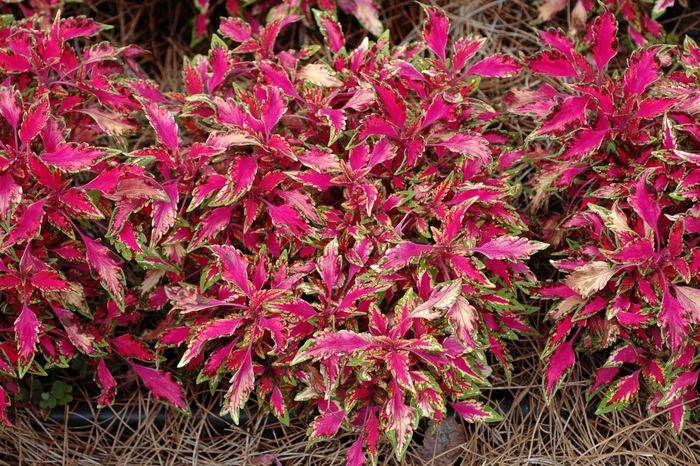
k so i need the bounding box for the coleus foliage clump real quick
[122,6,545,463]
[507,11,700,436]
[190,0,382,46]
[0,11,190,426]
[537,0,685,46]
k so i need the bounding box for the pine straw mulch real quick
[2,338,700,465]
[3,0,700,464]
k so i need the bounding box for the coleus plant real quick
[536,0,686,46]
[0,11,190,427]
[124,5,545,464]
[190,0,382,46]
[506,11,700,436]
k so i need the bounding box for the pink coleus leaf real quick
[381,242,433,270]
[0,173,21,222]
[211,245,252,297]
[448,296,479,348]
[2,199,45,249]
[385,379,416,460]
[346,437,367,466]
[223,345,254,424]
[140,99,179,152]
[59,16,106,40]
[15,302,40,372]
[422,5,449,63]
[660,371,699,406]
[41,143,111,172]
[111,335,155,362]
[220,17,251,42]
[309,401,346,439]
[528,50,580,78]
[590,12,618,72]
[471,236,547,260]
[374,84,407,129]
[0,86,22,129]
[0,385,15,429]
[563,128,607,159]
[52,305,96,355]
[531,96,588,138]
[189,206,233,251]
[29,270,71,292]
[658,289,690,352]
[673,285,700,322]
[264,202,309,237]
[317,238,340,297]
[563,261,617,298]
[179,317,244,367]
[151,181,178,246]
[543,339,576,400]
[82,236,125,309]
[96,357,117,407]
[467,54,522,77]
[450,399,503,422]
[595,370,641,415]
[19,94,49,151]
[433,133,490,163]
[293,330,372,363]
[128,362,190,414]
[315,11,345,53]
[628,171,660,237]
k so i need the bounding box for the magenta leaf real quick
[450,400,503,422]
[223,346,254,424]
[628,171,660,237]
[543,339,576,400]
[422,6,449,63]
[590,12,618,72]
[19,94,49,151]
[141,99,179,152]
[595,370,641,415]
[111,335,155,362]
[2,200,45,249]
[41,143,111,172]
[309,401,346,439]
[467,54,522,77]
[82,236,125,309]
[220,17,252,42]
[179,317,244,367]
[128,362,190,414]
[528,50,579,78]
[96,357,117,407]
[15,302,40,373]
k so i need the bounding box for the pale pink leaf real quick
[0,86,21,129]
[472,236,548,260]
[0,174,21,222]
